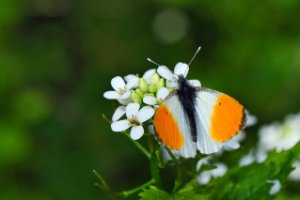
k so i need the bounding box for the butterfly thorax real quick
[177,76,198,142]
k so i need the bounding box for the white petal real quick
[143,69,156,83]
[103,91,121,99]
[130,126,144,140]
[288,160,300,181]
[211,164,227,177]
[120,90,131,99]
[111,76,125,91]
[126,76,139,89]
[118,97,131,105]
[143,96,158,105]
[112,106,126,121]
[174,62,189,77]
[137,106,155,123]
[196,156,211,171]
[197,171,212,185]
[126,103,140,119]
[188,80,201,87]
[157,66,174,81]
[157,87,169,101]
[245,110,257,127]
[256,148,268,163]
[267,180,281,195]
[124,74,137,82]
[111,120,131,132]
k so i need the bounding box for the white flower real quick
[157,63,201,89]
[103,76,139,104]
[143,87,169,106]
[267,179,281,195]
[197,163,227,185]
[110,103,154,140]
[289,159,300,181]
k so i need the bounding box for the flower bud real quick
[131,92,141,104]
[135,89,144,98]
[139,78,148,92]
[150,73,160,84]
[149,83,157,93]
[168,87,174,93]
[156,78,165,91]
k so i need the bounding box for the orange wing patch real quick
[153,104,184,150]
[210,94,245,142]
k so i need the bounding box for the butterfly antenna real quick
[147,58,160,66]
[188,46,202,66]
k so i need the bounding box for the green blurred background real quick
[1,0,300,199]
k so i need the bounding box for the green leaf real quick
[139,186,170,200]
[139,180,210,200]
[211,142,300,200]
[173,180,210,200]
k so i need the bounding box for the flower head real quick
[103,76,139,105]
[111,103,154,140]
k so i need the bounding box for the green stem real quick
[93,169,155,198]
[122,179,156,197]
[150,143,162,188]
[121,131,151,159]
[93,170,112,194]
[165,148,182,192]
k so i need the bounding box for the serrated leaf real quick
[211,141,300,200]
[139,186,170,200]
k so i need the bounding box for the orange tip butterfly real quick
[150,47,246,158]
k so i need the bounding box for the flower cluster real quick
[103,62,196,140]
[239,112,300,181]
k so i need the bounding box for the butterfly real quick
[151,47,246,158]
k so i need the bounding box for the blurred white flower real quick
[103,76,139,104]
[110,103,154,140]
[197,163,227,185]
[258,113,300,152]
[267,179,281,195]
[289,160,300,181]
[157,63,201,89]
[239,112,300,167]
[143,87,169,106]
